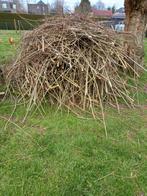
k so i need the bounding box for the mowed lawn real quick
[0,31,147,196]
[0,30,21,64]
[145,38,147,63]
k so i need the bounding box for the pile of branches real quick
[6,17,142,119]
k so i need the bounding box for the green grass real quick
[0,30,21,64]
[144,38,147,64]
[0,31,147,196]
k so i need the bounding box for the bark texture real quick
[124,0,147,65]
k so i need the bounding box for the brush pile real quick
[6,17,141,118]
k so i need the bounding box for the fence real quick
[0,12,46,30]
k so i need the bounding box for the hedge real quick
[0,12,47,30]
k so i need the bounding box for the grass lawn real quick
[0,30,21,64]
[144,38,147,64]
[0,31,147,195]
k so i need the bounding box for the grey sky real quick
[45,0,124,9]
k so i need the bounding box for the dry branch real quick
[6,16,143,120]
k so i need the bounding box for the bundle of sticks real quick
[6,17,142,119]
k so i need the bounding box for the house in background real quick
[112,7,125,25]
[111,7,125,31]
[91,9,113,18]
[112,12,125,25]
[0,0,17,13]
[28,0,49,15]
[116,7,125,14]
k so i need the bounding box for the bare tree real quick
[54,0,64,15]
[125,0,147,65]
[47,0,50,14]
[76,0,91,14]
[93,0,105,10]
[14,0,26,13]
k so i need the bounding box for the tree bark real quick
[124,0,147,65]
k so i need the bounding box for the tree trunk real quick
[124,0,147,65]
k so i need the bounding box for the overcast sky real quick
[43,0,124,10]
